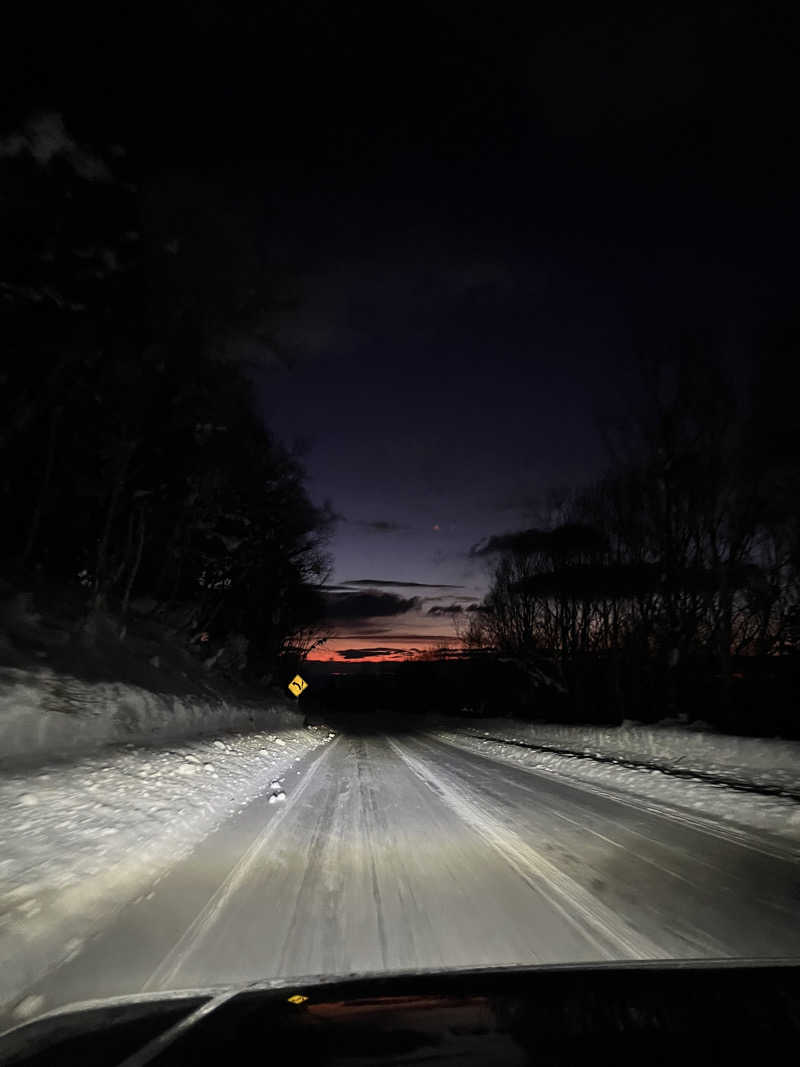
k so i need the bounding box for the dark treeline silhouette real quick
[314,345,800,738]
[310,651,507,721]
[455,345,800,736]
[0,114,332,687]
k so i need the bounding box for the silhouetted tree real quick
[0,113,332,683]
[472,341,800,728]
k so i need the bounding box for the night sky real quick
[5,3,798,661]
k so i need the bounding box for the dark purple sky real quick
[249,146,781,659]
[6,3,798,660]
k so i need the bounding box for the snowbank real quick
[0,666,302,766]
[430,721,800,847]
[0,723,335,1013]
[446,718,800,796]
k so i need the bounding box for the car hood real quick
[1,958,799,1066]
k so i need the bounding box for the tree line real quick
[0,114,332,684]
[457,345,800,734]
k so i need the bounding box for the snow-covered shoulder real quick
[0,665,303,766]
[430,718,800,848]
[0,724,335,1016]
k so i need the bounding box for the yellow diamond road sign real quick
[288,674,308,697]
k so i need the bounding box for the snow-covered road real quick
[6,731,800,1028]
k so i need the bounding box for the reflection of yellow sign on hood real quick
[288,674,308,697]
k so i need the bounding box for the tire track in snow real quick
[141,738,341,992]
[388,737,666,962]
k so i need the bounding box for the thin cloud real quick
[351,519,410,533]
[0,112,111,181]
[469,528,547,557]
[322,591,422,620]
[446,260,515,296]
[343,579,464,588]
[427,604,463,615]
[423,594,478,603]
[352,627,454,635]
[470,524,607,558]
[335,647,411,660]
[332,627,456,635]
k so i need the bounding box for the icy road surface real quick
[8,732,800,1023]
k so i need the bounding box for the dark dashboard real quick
[1,959,799,1066]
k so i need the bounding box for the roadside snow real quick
[0,724,335,1009]
[445,718,800,796]
[431,723,800,848]
[0,666,302,765]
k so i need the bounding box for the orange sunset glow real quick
[306,641,445,664]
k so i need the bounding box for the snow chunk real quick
[12,994,45,1021]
